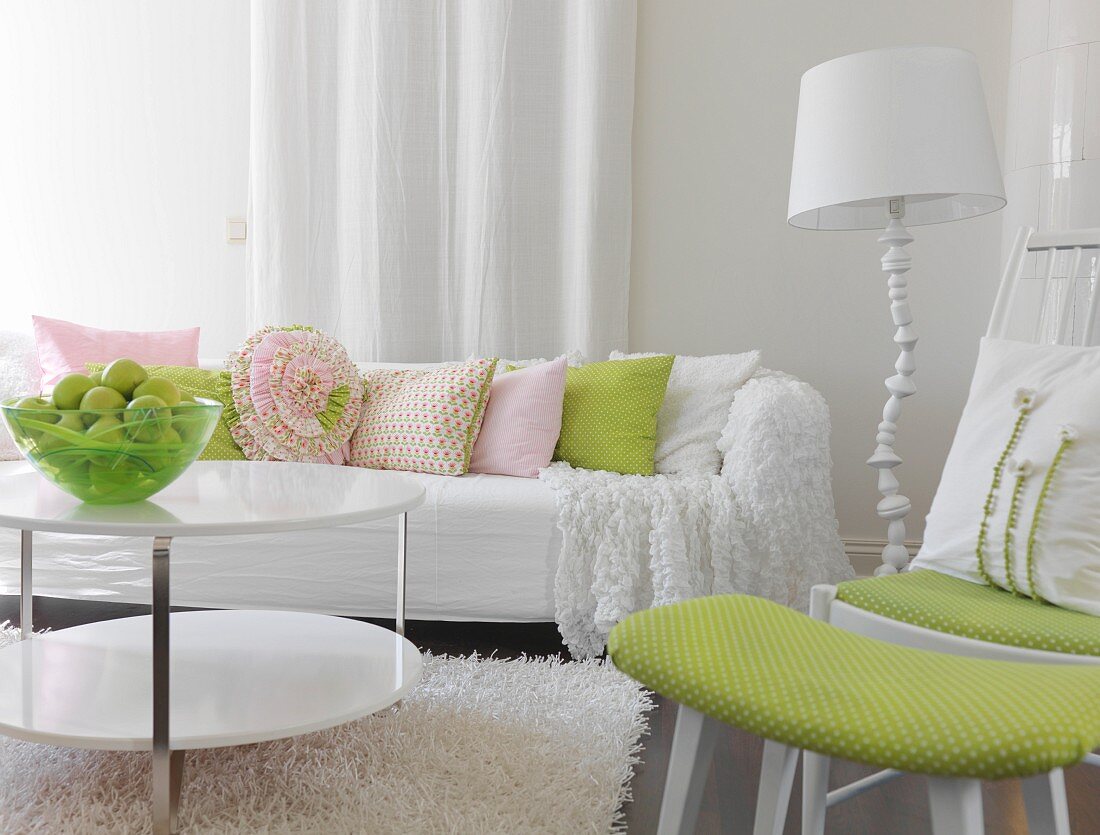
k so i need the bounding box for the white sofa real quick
[0,360,850,624]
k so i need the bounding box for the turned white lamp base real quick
[786,49,1006,575]
[868,202,917,575]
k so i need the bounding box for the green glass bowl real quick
[0,398,223,504]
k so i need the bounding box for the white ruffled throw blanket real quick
[542,371,854,658]
[542,465,747,657]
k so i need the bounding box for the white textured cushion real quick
[491,350,586,369]
[0,332,40,461]
[610,350,761,475]
[913,337,1100,615]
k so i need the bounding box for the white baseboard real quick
[843,538,921,577]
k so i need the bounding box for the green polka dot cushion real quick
[86,364,246,461]
[608,594,1100,779]
[836,569,1100,657]
[552,355,674,476]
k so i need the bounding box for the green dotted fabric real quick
[552,356,674,475]
[86,364,246,461]
[837,570,1100,657]
[608,594,1100,779]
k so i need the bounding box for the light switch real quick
[226,218,247,243]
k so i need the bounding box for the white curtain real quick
[247,1,636,363]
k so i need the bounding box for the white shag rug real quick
[0,626,653,834]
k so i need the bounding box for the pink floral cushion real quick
[469,356,567,477]
[350,358,497,476]
[227,325,364,464]
[32,315,200,387]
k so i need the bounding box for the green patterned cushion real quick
[552,356,674,476]
[836,569,1100,656]
[86,364,245,461]
[609,594,1100,779]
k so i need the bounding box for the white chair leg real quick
[753,740,799,835]
[801,751,829,835]
[1021,768,1071,835]
[657,705,721,835]
[927,777,984,835]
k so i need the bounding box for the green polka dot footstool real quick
[835,569,1100,657]
[608,594,1100,835]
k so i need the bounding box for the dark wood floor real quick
[3,595,1098,834]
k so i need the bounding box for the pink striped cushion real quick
[469,356,567,478]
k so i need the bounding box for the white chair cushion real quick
[913,337,1100,614]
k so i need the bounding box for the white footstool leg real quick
[801,751,829,835]
[753,740,798,835]
[1021,768,1071,835]
[927,777,983,835]
[657,705,720,835]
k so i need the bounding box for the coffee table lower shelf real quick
[0,610,423,750]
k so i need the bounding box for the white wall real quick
[631,0,1012,545]
[0,1,250,358]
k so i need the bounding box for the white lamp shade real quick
[788,46,1005,230]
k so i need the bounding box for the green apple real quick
[178,390,196,403]
[52,373,97,410]
[36,413,85,451]
[101,358,148,399]
[124,395,169,442]
[88,456,146,495]
[89,371,103,386]
[173,412,202,442]
[133,376,181,407]
[87,414,125,444]
[145,426,184,468]
[79,386,128,425]
[56,413,85,433]
[14,396,60,427]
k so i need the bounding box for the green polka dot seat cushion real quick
[836,569,1100,657]
[608,594,1100,779]
[86,364,246,461]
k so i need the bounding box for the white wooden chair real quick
[804,226,1100,835]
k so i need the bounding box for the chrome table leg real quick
[19,530,31,640]
[396,512,407,637]
[152,536,174,835]
[169,750,185,832]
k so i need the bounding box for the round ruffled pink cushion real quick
[227,325,363,464]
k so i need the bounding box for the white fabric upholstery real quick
[246,2,636,364]
[0,369,849,632]
[0,467,561,622]
[719,370,853,604]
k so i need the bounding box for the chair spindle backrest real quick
[987,227,1100,346]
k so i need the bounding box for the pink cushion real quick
[32,315,200,386]
[470,356,567,478]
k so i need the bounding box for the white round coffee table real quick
[0,461,426,835]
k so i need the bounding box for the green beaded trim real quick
[976,393,1033,587]
[1001,462,1030,596]
[1024,427,1076,601]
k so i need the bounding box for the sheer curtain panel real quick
[247,1,636,362]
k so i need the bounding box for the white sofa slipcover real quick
[0,362,851,625]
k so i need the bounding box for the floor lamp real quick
[787,46,1005,575]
